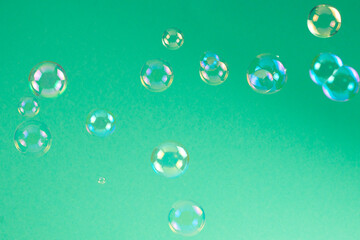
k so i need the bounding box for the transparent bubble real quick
[98,177,106,184]
[162,28,184,50]
[322,66,359,102]
[86,109,115,137]
[247,54,287,94]
[168,200,205,236]
[307,4,341,38]
[14,120,52,156]
[140,59,174,92]
[200,52,220,71]
[151,142,189,178]
[310,53,343,86]
[29,61,67,98]
[18,97,40,117]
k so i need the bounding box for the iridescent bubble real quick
[168,200,205,236]
[162,28,184,50]
[307,4,341,38]
[151,141,189,178]
[310,53,343,85]
[200,52,220,71]
[29,61,67,98]
[199,52,228,86]
[18,97,40,117]
[322,66,359,102]
[86,109,115,137]
[247,54,287,94]
[140,59,174,92]
[14,120,52,156]
[98,177,106,184]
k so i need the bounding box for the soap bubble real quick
[86,109,115,137]
[199,52,228,86]
[162,28,184,50]
[307,4,341,38]
[140,59,174,92]
[310,53,343,85]
[18,97,40,117]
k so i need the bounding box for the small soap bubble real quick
[168,200,205,236]
[98,177,106,184]
[200,52,220,71]
[322,66,359,102]
[199,52,228,86]
[247,54,287,94]
[18,97,40,117]
[307,4,341,38]
[86,109,115,137]
[151,141,189,178]
[29,61,67,98]
[14,120,52,156]
[310,53,343,86]
[140,59,174,92]
[162,28,184,50]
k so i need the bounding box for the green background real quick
[1,0,360,239]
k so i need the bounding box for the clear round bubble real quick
[151,142,189,178]
[14,120,52,156]
[168,200,205,236]
[200,52,221,71]
[199,61,229,86]
[162,28,184,50]
[322,66,359,102]
[18,97,40,117]
[140,59,174,92]
[86,109,115,137]
[29,61,67,98]
[310,53,343,86]
[247,53,287,94]
[307,4,341,38]
[98,177,106,184]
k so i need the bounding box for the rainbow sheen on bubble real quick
[199,52,229,86]
[98,177,106,184]
[151,142,189,178]
[86,109,115,137]
[14,120,52,156]
[18,97,40,117]
[140,59,174,92]
[29,61,67,98]
[168,200,205,236]
[307,4,341,38]
[322,66,359,102]
[247,54,287,94]
[310,53,343,86]
[162,28,184,50]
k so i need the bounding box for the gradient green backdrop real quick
[0,0,360,239]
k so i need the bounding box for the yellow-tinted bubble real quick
[98,177,106,184]
[307,5,341,38]
[162,28,184,50]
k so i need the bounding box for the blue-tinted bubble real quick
[18,97,40,117]
[151,141,189,178]
[310,53,343,85]
[168,200,205,236]
[247,54,287,94]
[86,109,115,137]
[322,66,359,102]
[140,59,174,92]
[200,52,220,71]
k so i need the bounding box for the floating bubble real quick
[29,61,67,98]
[310,53,343,86]
[14,120,52,156]
[151,142,189,178]
[86,109,115,137]
[18,97,40,117]
[199,52,228,86]
[307,4,341,38]
[162,28,184,50]
[140,59,174,92]
[200,52,221,71]
[247,54,287,94]
[98,177,106,184]
[322,66,359,102]
[168,200,205,236]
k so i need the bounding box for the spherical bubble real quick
[247,54,287,94]
[140,59,174,92]
[86,109,115,137]
[98,177,106,184]
[18,97,40,117]
[322,66,359,102]
[162,28,184,50]
[151,142,189,178]
[200,52,220,71]
[168,200,205,236]
[310,53,343,86]
[199,61,229,86]
[29,61,67,98]
[307,4,341,38]
[14,120,52,156]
